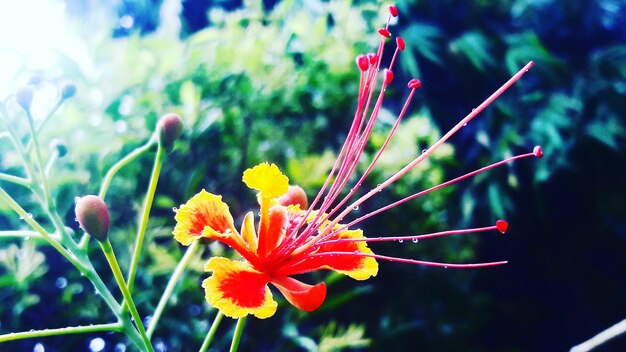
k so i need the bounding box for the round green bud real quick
[15,85,34,112]
[60,80,77,100]
[75,195,110,242]
[157,113,183,151]
[50,139,68,157]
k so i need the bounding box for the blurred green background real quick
[1,0,625,351]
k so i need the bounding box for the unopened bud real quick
[60,80,77,100]
[278,185,308,210]
[75,195,110,242]
[50,139,68,157]
[157,113,183,151]
[15,85,34,112]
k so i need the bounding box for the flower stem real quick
[198,311,224,352]
[570,317,626,352]
[126,145,165,293]
[147,240,200,338]
[0,173,31,188]
[229,317,247,352]
[99,239,154,352]
[79,136,157,250]
[0,322,123,343]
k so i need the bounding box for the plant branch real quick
[230,317,246,352]
[570,317,626,352]
[100,239,154,352]
[199,312,224,352]
[0,322,123,343]
[147,240,200,338]
[126,145,165,293]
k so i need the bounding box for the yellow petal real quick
[242,162,289,199]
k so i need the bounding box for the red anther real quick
[367,53,378,65]
[356,55,369,72]
[396,37,406,51]
[388,5,399,17]
[384,69,394,84]
[378,28,391,38]
[496,220,509,234]
[533,145,543,158]
[407,78,422,89]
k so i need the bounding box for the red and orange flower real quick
[173,163,378,318]
[172,5,542,319]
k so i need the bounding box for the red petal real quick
[271,276,326,312]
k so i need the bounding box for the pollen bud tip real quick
[356,55,369,72]
[367,53,378,65]
[378,28,391,38]
[388,5,399,17]
[407,78,422,89]
[384,69,394,84]
[396,37,406,51]
[496,220,509,234]
[533,145,543,158]
[15,85,34,111]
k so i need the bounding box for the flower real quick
[172,5,542,319]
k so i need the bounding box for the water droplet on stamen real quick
[422,149,427,154]
[398,240,404,243]
[412,239,419,243]
[463,123,468,127]
[353,206,359,211]
[172,207,178,212]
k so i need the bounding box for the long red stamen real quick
[316,223,504,247]
[307,252,508,269]
[321,61,535,233]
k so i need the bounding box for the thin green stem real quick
[0,322,123,343]
[126,145,165,293]
[0,187,124,323]
[0,230,46,240]
[99,136,157,200]
[25,110,50,205]
[229,317,247,352]
[0,173,31,188]
[78,136,157,250]
[147,240,200,338]
[44,150,60,179]
[198,312,224,352]
[100,239,154,352]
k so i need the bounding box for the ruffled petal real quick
[173,190,236,245]
[276,229,378,280]
[203,257,277,319]
[271,276,326,312]
[242,163,289,199]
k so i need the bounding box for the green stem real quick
[230,317,247,352]
[0,230,46,240]
[0,173,31,188]
[100,239,154,352]
[126,145,165,293]
[0,322,123,343]
[0,187,122,310]
[24,99,64,154]
[78,136,157,250]
[98,136,157,200]
[25,110,50,206]
[44,150,60,179]
[198,312,224,352]
[147,240,200,338]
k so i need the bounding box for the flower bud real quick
[157,113,183,151]
[50,139,68,157]
[278,185,308,210]
[75,195,110,242]
[60,80,77,100]
[15,85,34,112]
